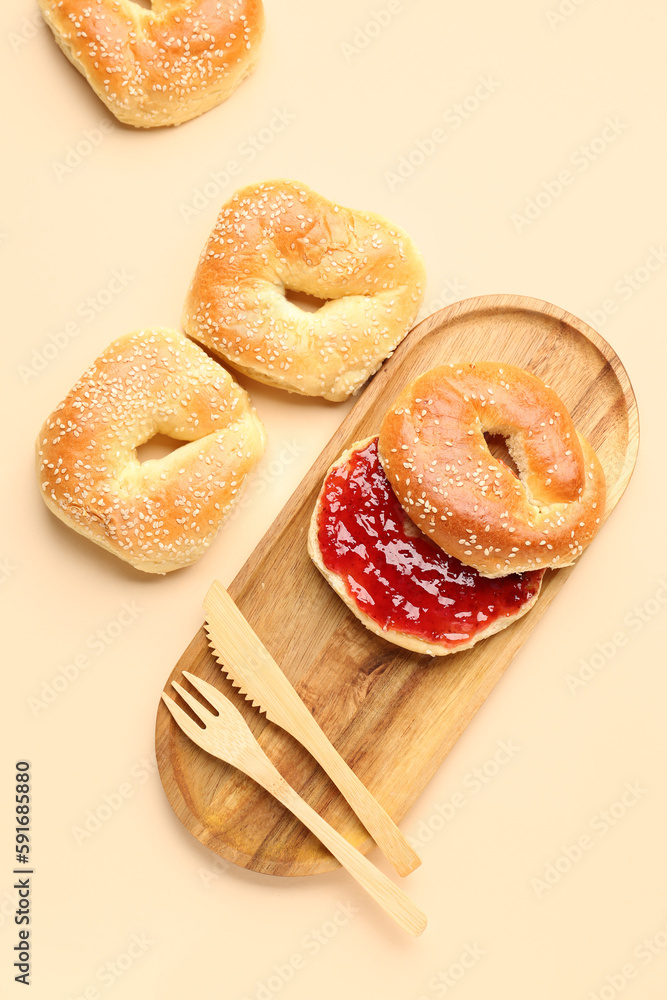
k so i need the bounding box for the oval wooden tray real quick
[155,294,639,877]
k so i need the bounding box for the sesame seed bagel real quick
[378,363,606,578]
[38,0,265,128]
[182,180,426,401]
[36,329,265,574]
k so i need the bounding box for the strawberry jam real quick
[316,438,544,650]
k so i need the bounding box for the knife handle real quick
[266,767,426,936]
[294,707,421,877]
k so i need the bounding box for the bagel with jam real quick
[308,362,606,655]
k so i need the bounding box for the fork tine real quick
[171,679,217,724]
[181,670,229,713]
[161,692,207,743]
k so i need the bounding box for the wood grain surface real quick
[155,294,639,877]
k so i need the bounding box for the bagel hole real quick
[129,0,152,7]
[484,434,520,478]
[136,434,187,464]
[284,288,330,313]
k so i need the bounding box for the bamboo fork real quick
[162,671,427,936]
[202,580,421,877]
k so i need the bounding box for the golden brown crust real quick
[36,329,265,573]
[182,179,427,401]
[308,438,543,656]
[37,0,265,128]
[378,363,606,577]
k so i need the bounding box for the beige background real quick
[2,1,666,997]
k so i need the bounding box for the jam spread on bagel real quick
[316,438,544,649]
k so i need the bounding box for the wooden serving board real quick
[155,294,639,877]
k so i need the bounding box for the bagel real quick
[378,363,606,578]
[36,329,265,573]
[308,437,544,656]
[37,0,265,128]
[182,179,426,401]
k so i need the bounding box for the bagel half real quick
[308,437,544,656]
